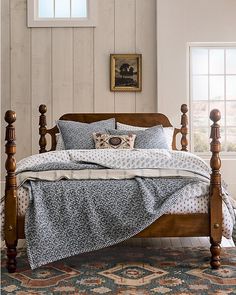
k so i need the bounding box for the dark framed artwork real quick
[110,54,142,92]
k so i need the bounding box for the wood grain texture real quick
[136,0,157,112]
[17,214,210,239]
[4,111,18,273]
[180,104,188,151]
[73,28,94,112]
[59,112,173,126]
[136,214,210,237]
[4,106,223,272]
[1,0,157,177]
[40,106,186,152]
[1,0,11,181]
[41,110,174,151]
[114,0,136,112]
[52,28,73,121]
[31,28,52,155]
[10,0,31,161]
[94,0,115,112]
[209,109,222,269]
[13,235,235,248]
[39,105,48,153]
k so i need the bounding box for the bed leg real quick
[6,243,17,273]
[210,238,221,269]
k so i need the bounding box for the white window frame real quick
[188,42,236,159]
[28,0,97,27]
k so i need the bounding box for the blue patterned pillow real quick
[107,126,169,149]
[57,118,115,150]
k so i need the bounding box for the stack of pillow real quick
[56,119,173,151]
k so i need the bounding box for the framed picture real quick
[110,54,142,92]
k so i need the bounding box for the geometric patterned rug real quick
[1,246,236,294]
[233,223,236,245]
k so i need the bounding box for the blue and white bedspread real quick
[15,149,236,269]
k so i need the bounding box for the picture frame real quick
[110,54,142,92]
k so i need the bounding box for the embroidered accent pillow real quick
[116,122,174,150]
[108,125,169,149]
[93,133,136,149]
[57,118,115,150]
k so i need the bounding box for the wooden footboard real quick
[136,214,210,237]
[17,213,210,239]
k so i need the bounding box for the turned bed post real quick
[209,109,222,269]
[4,110,18,273]
[39,104,47,153]
[180,104,188,151]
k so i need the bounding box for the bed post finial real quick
[39,104,47,153]
[180,104,188,151]
[209,108,222,269]
[5,110,18,273]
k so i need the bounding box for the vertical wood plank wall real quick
[1,0,157,180]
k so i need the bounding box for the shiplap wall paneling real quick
[1,0,11,180]
[52,28,73,121]
[94,0,115,112]
[114,0,136,113]
[31,29,52,155]
[0,0,2,191]
[1,0,10,113]
[73,28,94,112]
[1,0,157,180]
[11,0,32,161]
[136,0,157,112]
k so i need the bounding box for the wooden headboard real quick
[38,104,188,153]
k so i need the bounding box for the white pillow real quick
[55,133,65,150]
[116,122,174,150]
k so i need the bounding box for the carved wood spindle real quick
[180,104,188,151]
[4,110,18,273]
[209,109,222,269]
[39,104,47,153]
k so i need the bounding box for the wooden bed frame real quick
[4,104,222,273]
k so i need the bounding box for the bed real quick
[3,104,230,273]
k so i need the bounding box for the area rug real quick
[233,223,236,245]
[1,246,236,294]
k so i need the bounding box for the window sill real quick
[27,18,97,28]
[194,152,236,161]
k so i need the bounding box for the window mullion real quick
[224,49,227,152]
[208,48,210,146]
[70,0,72,17]
[190,47,194,153]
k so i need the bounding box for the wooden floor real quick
[120,236,235,248]
[2,237,234,250]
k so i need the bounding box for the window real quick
[190,45,236,154]
[28,0,97,27]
